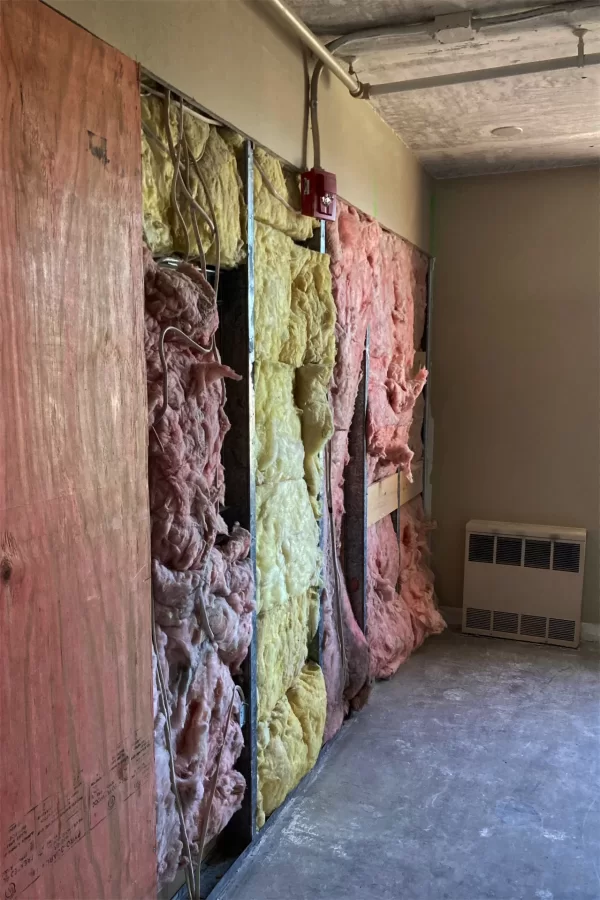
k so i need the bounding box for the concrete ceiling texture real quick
[285,0,600,177]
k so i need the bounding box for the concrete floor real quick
[220,629,600,900]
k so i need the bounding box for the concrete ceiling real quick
[285,0,600,177]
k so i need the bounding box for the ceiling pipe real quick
[266,0,599,167]
[368,51,600,96]
[312,0,599,50]
[260,0,368,97]
[263,0,598,108]
[472,0,599,29]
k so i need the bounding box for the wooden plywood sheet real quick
[0,3,155,898]
[367,473,399,527]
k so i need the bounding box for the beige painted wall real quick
[430,166,600,623]
[47,0,430,251]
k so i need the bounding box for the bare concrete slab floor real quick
[221,629,600,900]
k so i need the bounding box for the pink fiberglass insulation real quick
[326,202,441,711]
[144,248,255,888]
[364,226,439,679]
[322,203,376,741]
[367,229,429,486]
[321,494,371,741]
[367,502,445,679]
[400,497,446,650]
[367,517,414,679]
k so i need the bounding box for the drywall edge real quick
[46,0,431,252]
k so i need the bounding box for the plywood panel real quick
[0,3,155,898]
[367,473,399,527]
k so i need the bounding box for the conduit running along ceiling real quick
[285,0,600,177]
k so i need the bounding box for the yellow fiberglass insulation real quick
[254,146,316,241]
[254,224,293,362]
[284,245,337,368]
[254,361,304,485]
[141,95,244,267]
[257,587,320,725]
[255,480,320,615]
[257,663,326,828]
[254,228,336,368]
[295,364,334,507]
[254,223,335,827]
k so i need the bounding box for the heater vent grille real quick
[465,607,491,631]
[493,610,518,633]
[496,537,522,566]
[548,618,576,643]
[468,533,494,563]
[463,521,585,647]
[524,539,551,570]
[520,614,547,637]
[552,542,581,573]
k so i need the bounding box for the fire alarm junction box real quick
[301,168,337,221]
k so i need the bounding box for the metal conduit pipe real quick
[310,24,433,167]
[260,0,367,97]
[309,30,416,168]
[266,0,598,108]
[268,0,598,164]
[472,0,600,29]
[369,52,600,96]
[309,2,598,165]
[317,0,599,52]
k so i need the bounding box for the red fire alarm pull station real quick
[301,168,337,221]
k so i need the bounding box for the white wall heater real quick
[463,520,586,648]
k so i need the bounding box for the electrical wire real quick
[151,592,196,899]
[194,685,245,900]
[164,91,191,262]
[309,0,597,167]
[254,157,303,216]
[190,145,222,298]
[144,86,222,295]
[144,84,230,900]
[155,325,213,425]
[141,82,222,127]
[184,137,208,279]
[142,118,216,240]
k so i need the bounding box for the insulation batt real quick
[367,517,414,679]
[253,146,316,241]
[141,96,244,267]
[144,248,255,887]
[254,224,333,824]
[323,204,378,740]
[256,663,326,828]
[367,503,445,679]
[400,497,446,650]
[367,229,428,486]
[324,202,440,731]
[361,222,440,679]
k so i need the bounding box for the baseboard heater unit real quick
[462,520,586,648]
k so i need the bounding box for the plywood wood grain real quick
[0,3,155,898]
[367,473,399,527]
[400,461,424,508]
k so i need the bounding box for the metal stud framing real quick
[218,139,258,852]
[343,330,370,636]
